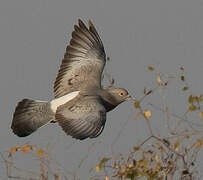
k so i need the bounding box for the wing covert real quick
[55,95,106,140]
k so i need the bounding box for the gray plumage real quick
[56,94,106,140]
[11,99,55,137]
[54,19,106,98]
[11,19,132,140]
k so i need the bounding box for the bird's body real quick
[11,19,132,140]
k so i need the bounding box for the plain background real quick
[0,0,203,179]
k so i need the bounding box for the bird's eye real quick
[119,92,124,96]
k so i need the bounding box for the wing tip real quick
[77,19,95,29]
[88,19,93,27]
[78,19,84,25]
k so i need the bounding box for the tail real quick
[11,99,55,137]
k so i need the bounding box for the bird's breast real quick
[100,98,117,112]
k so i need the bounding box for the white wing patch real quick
[50,91,80,113]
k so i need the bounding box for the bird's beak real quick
[126,95,136,101]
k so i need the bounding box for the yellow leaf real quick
[144,110,151,119]
[105,176,110,180]
[10,147,17,153]
[157,75,162,85]
[188,105,197,111]
[154,155,159,162]
[128,164,133,168]
[163,171,167,176]
[96,166,100,172]
[143,159,148,168]
[22,145,30,153]
[199,112,203,119]
[188,95,193,104]
[174,141,180,149]
[9,146,21,155]
[196,140,202,148]
[99,157,110,166]
[36,149,43,157]
[133,146,140,151]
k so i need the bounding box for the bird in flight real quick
[11,19,133,140]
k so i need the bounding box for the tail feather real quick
[11,99,55,137]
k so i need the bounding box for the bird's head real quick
[105,87,134,105]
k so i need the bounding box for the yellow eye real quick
[119,92,124,96]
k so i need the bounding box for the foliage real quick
[1,144,69,180]
[1,65,203,180]
[89,66,203,180]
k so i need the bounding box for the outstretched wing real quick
[55,95,106,140]
[54,19,106,98]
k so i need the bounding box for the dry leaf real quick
[105,176,110,180]
[196,140,202,148]
[188,95,193,104]
[96,166,100,172]
[180,76,185,81]
[134,101,140,109]
[199,112,203,119]
[144,110,151,119]
[133,146,140,151]
[10,147,17,153]
[128,164,133,168]
[157,75,162,85]
[174,141,180,149]
[17,146,21,150]
[154,155,159,162]
[147,66,154,71]
[163,171,167,176]
[22,145,30,153]
[36,149,43,157]
[182,86,189,91]
[188,105,197,111]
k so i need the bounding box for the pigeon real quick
[11,19,133,140]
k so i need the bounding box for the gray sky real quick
[0,0,203,179]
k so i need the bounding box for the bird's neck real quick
[101,98,117,112]
[80,88,119,112]
[98,89,119,112]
